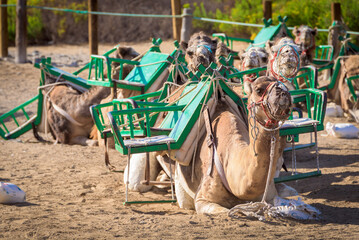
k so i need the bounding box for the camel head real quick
[244,76,292,128]
[181,31,217,72]
[292,25,317,51]
[114,46,139,60]
[293,25,317,65]
[215,42,233,59]
[111,46,140,79]
[266,37,301,90]
[240,47,268,71]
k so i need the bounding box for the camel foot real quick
[276,183,298,198]
[71,136,98,146]
[195,198,229,214]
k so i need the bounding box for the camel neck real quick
[226,115,280,199]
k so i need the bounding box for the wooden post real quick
[171,0,181,41]
[88,0,98,55]
[15,0,26,63]
[0,0,8,57]
[180,8,192,43]
[331,2,341,22]
[263,0,272,20]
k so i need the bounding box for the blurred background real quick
[4,0,359,45]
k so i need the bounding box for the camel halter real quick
[247,81,288,130]
[197,44,213,53]
[241,60,258,83]
[270,44,300,83]
[295,32,315,56]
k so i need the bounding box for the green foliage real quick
[6,0,87,44]
[190,0,359,45]
[8,0,44,44]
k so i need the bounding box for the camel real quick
[292,25,317,66]
[174,76,292,213]
[332,55,359,121]
[239,47,268,72]
[266,37,302,91]
[181,31,233,72]
[40,46,139,146]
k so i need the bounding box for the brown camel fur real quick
[330,55,359,120]
[292,25,317,66]
[175,76,292,214]
[43,46,139,146]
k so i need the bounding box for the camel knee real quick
[71,136,98,146]
[195,198,229,215]
[194,191,229,214]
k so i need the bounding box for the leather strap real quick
[203,106,233,195]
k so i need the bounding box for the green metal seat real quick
[87,39,188,95]
[213,16,293,51]
[275,88,327,183]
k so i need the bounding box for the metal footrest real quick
[140,180,173,186]
[274,170,322,183]
[124,199,177,205]
[283,142,316,152]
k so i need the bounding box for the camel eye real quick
[255,88,263,94]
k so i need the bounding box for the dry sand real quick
[0,42,358,239]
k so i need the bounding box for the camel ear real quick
[239,49,246,61]
[265,40,275,57]
[117,47,130,59]
[243,81,252,95]
[311,27,317,36]
[292,26,300,37]
[180,41,188,51]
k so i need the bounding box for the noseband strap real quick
[270,44,300,83]
[197,44,213,53]
[247,82,286,128]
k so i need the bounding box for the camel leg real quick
[194,177,229,214]
[195,196,229,214]
[70,136,98,146]
[123,153,162,193]
[175,163,195,210]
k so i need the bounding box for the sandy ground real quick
[0,41,359,239]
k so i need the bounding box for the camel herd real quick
[6,22,358,216]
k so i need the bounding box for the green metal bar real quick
[128,113,135,139]
[0,95,38,120]
[21,108,30,120]
[274,170,322,183]
[1,120,9,133]
[11,114,19,127]
[124,200,176,205]
[346,76,359,102]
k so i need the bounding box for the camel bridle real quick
[247,81,288,129]
[295,31,315,56]
[270,44,300,83]
[242,60,259,83]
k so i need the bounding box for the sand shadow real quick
[1,202,39,207]
[0,178,10,182]
[312,203,359,225]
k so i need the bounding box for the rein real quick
[295,33,315,56]
[242,60,258,83]
[270,44,300,83]
[247,82,279,128]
